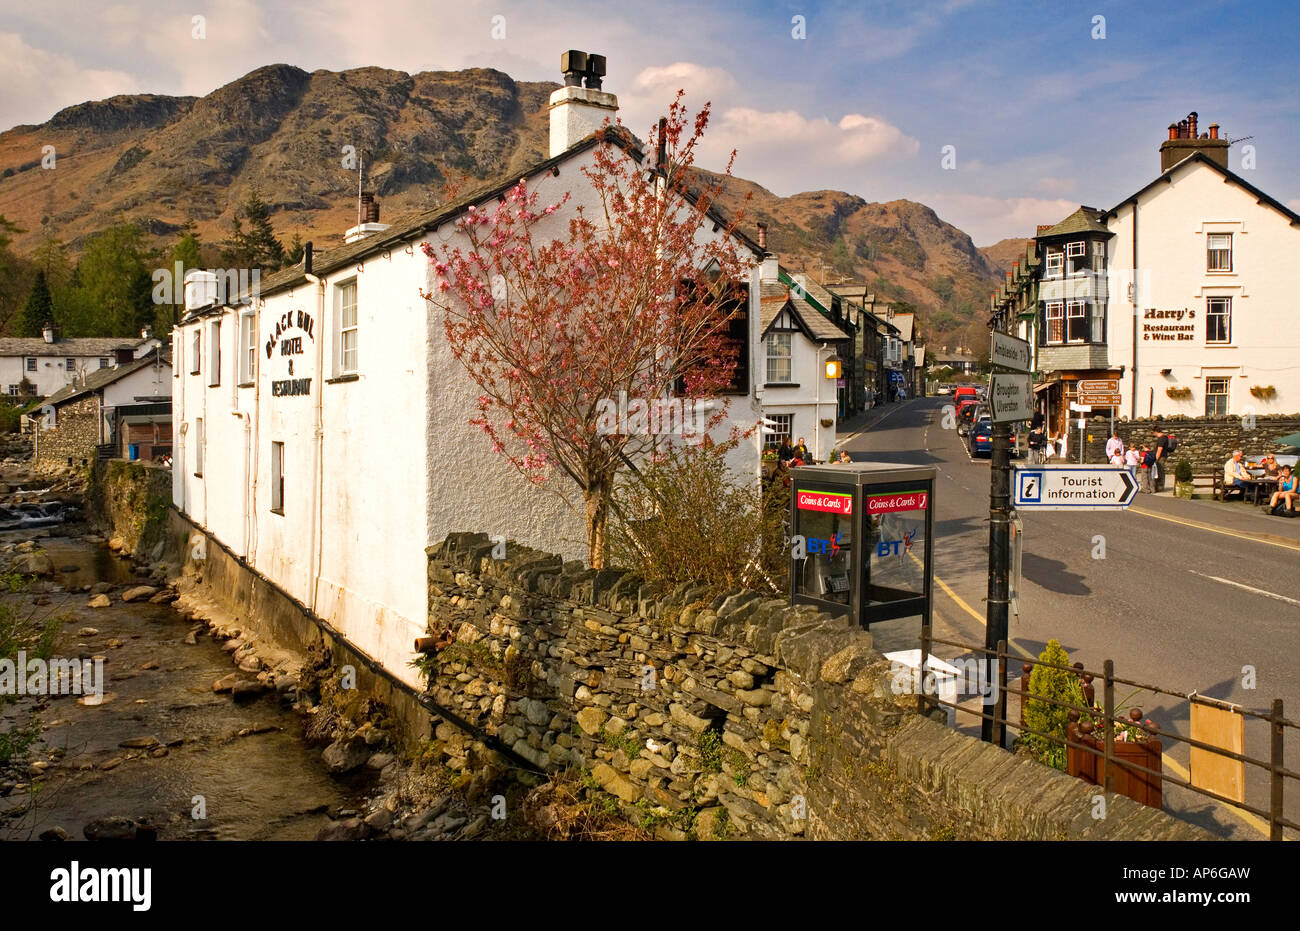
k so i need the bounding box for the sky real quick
[1,0,1297,245]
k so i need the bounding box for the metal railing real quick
[918,625,1298,840]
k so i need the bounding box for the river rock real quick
[212,673,239,693]
[366,752,395,771]
[77,627,99,637]
[83,816,137,840]
[58,565,80,573]
[119,736,161,749]
[90,582,112,595]
[39,827,69,841]
[316,817,367,841]
[322,737,370,774]
[12,552,53,575]
[87,594,111,608]
[149,591,178,604]
[364,808,394,831]
[231,680,267,699]
[121,585,158,603]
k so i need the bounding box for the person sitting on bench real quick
[1268,466,1298,515]
[1223,450,1251,497]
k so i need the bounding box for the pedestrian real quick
[793,436,812,463]
[838,450,852,464]
[1139,445,1155,493]
[1124,446,1140,469]
[777,437,795,466]
[1152,429,1172,491]
[1105,431,1124,464]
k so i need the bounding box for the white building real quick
[1035,112,1300,428]
[0,326,158,398]
[173,54,778,689]
[758,261,851,461]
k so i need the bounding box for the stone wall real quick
[34,394,99,468]
[1079,414,1300,472]
[86,459,172,559]
[422,533,1210,840]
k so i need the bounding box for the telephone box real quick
[790,462,936,627]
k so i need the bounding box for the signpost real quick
[1013,465,1139,510]
[989,373,1033,423]
[990,332,1032,374]
[1077,378,1122,407]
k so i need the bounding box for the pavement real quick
[840,395,1300,840]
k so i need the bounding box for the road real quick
[839,396,1300,840]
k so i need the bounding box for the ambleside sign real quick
[866,490,928,514]
[797,489,852,515]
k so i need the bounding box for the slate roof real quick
[186,127,767,322]
[758,281,851,342]
[1104,151,1300,226]
[1035,206,1111,240]
[0,337,142,357]
[42,349,171,409]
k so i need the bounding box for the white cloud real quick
[922,192,1078,246]
[1035,176,1076,195]
[0,31,138,128]
[633,62,736,101]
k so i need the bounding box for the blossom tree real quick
[422,96,752,568]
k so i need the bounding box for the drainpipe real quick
[1130,199,1139,420]
[304,273,327,613]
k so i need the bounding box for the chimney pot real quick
[1209,123,1219,140]
[560,50,588,86]
[1168,123,1179,140]
[1188,111,1198,138]
[757,222,768,250]
[584,53,606,90]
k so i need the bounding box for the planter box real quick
[1067,724,1163,809]
[1175,482,1195,499]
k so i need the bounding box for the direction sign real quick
[988,373,1033,422]
[1013,465,1138,510]
[990,332,1032,373]
[1077,378,1122,406]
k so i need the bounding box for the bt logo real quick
[876,529,917,558]
[808,533,840,557]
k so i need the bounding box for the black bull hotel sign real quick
[266,309,315,397]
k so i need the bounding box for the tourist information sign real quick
[1013,465,1139,510]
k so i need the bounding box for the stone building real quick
[0,327,160,399]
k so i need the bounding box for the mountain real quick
[0,63,1004,345]
[979,237,1035,276]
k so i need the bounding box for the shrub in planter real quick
[1174,458,1195,498]
[1020,639,1084,771]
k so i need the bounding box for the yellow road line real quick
[1128,505,1300,553]
[930,559,1272,838]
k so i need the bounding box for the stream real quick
[0,535,374,840]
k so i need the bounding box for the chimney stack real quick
[549,50,619,157]
[344,192,390,244]
[757,222,768,250]
[42,323,55,344]
[1159,111,1230,171]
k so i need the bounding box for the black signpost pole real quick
[983,332,1014,744]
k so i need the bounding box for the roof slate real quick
[0,337,142,357]
[42,349,171,408]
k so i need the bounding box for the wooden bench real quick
[1211,473,1248,502]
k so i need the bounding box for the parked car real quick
[936,385,953,396]
[956,398,981,435]
[968,418,1022,458]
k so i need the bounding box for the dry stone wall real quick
[423,533,1210,841]
[1081,414,1300,471]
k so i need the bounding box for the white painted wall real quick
[1106,161,1300,419]
[759,330,841,462]
[174,141,764,690]
[0,354,114,397]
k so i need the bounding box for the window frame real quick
[25,357,36,373]
[239,310,257,385]
[336,279,359,376]
[194,417,204,477]
[270,441,285,514]
[1206,297,1231,344]
[1065,300,1088,343]
[763,413,794,450]
[1044,301,1065,344]
[1205,376,1230,416]
[1044,250,1063,279]
[190,329,201,375]
[765,331,793,384]
[65,357,76,372]
[208,320,221,387]
[1207,233,1232,273]
[98,357,109,369]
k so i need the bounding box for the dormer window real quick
[1044,251,1063,278]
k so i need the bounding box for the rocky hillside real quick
[0,63,1005,345]
[979,237,1035,276]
